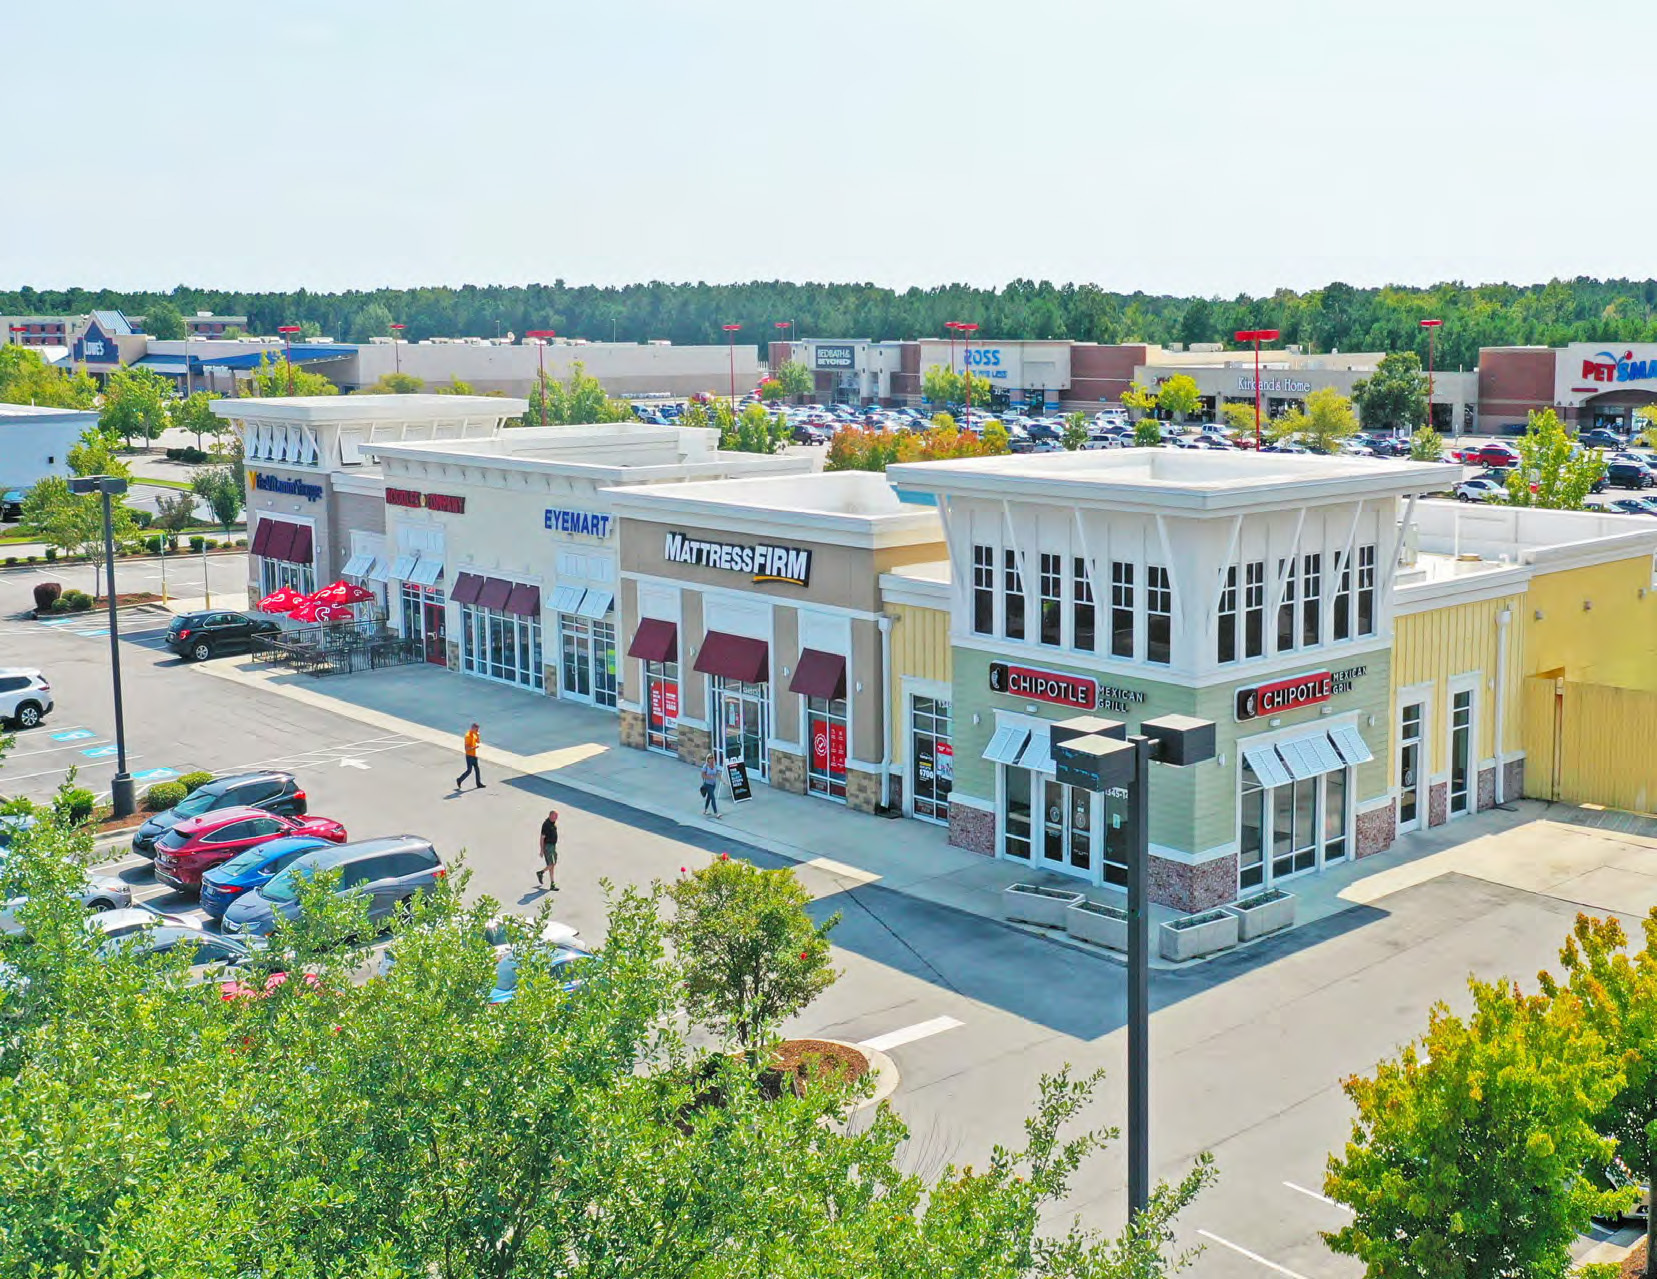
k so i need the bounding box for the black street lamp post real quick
[1052,711,1216,1218]
[70,475,136,818]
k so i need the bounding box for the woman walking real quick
[537,809,559,889]
[699,752,722,818]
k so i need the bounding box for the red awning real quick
[788,648,847,700]
[263,521,297,563]
[250,519,274,557]
[450,572,484,606]
[288,523,313,565]
[626,618,678,663]
[694,631,770,684]
[504,583,541,617]
[476,577,513,612]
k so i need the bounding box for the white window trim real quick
[1445,671,1481,822]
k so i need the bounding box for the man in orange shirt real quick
[455,722,484,791]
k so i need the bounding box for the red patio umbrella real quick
[289,599,357,624]
[310,580,375,605]
[256,587,310,613]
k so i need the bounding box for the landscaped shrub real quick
[48,598,71,613]
[32,582,60,613]
[54,786,96,825]
[133,510,154,528]
[43,548,56,562]
[25,555,37,564]
[142,782,187,811]
[180,446,207,463]
[4,557,16,567]
[143,534,164,553]
[189,535,207,552]
[177,771,214,795]
[61,589,93,612]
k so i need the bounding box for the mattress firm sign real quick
[662,531,812,587]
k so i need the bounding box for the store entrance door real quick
[715,678,769,782]
[423,600,447,666]
[1039,779,1098,880]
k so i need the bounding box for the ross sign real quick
[1235,670,1334,721]
[386,487,465,514]
[988,660,1097,711]
[814,344,857,371]
[544,508,612,538]
[725,759,753,804]
[964,347,1008,380]
[663,531,812,587]
[251,471,323,502]
[1237,375,1312,394]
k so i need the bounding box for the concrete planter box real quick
[1066,899,1129,950]
[1159,909,1239,962]
[1003,883,1085,929]
[1224,889,1296,941]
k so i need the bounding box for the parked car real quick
[1580,429,1625,449]
[154,806,348,893]
[199,835,335,922]
[164,610,281,662]
[1455,477,1507,503]
[95,912,259,975]
[790,423,831,445]
[1607,460,1656,490]
[85,906,202,944]
[220,835,447,938]
[0,848,132,936]
[1606,498,1657,517]
[0,489,26,522]
[131,770,308,858]
[1591,1155,1650,1226]
[0,669,53,731]
[489,942,599,1005]
[1455,442,1522,469]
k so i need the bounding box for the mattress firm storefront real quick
[612,473,946,812]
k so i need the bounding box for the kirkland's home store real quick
[887,449,1460,912]
[610,472,945,811]
[364,424,811,699]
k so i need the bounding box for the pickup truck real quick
[1452,442,1521,468]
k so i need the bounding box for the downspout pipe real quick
[878,613,895,811]
[1494,606,1511,804]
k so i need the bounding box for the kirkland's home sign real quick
[1235,664,1367,721]
[385,487,465,514]
[662,532,812,587]
[250,471,323,502]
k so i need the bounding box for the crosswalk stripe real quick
[858,1016,963,1053]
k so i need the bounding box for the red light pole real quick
[954,322,980,419]
[526,330,556,427]
[8,325,24,347]
[1420,318,1442,436]
[277,325,302,394]
[390,322,406,374]
[1233,328,1281,451]
[723,323,741,414]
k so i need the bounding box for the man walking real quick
[455,722,484,791]
[699,751,722,818]
[537,809,559,889]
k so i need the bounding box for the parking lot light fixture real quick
[955,323,980,420]
[390,322,406,374]
[526,330,557,427]
[276,324,302,395]
[1234,329,1281,450]
[722,324,742,413]
[69,475,136,818]
[1420,319,1443,434]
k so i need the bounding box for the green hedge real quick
[142,782,187,811]
[177,771,215,794]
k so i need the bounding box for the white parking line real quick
[1283,1180,1350,1212]
[1195,1231,1313,1279]
[858,1015,963,1053]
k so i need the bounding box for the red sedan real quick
[153,805,348,893]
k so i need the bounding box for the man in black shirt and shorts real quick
[538,809,559,890]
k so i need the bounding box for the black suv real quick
[130,770,308,858]
[165,611,280,662]
[1607,460,1655,490]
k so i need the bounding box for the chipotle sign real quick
[1235,671,1333,722]
[988,661,1097,711]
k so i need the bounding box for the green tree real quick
[773,358,814,399]
[1351,351,1428,434]
[67,429,133,481]
[1155,373,1202,423]
[980,419,1010,454]
[348,301,394,343]
[1409,424,1445,461]
[1540,912,1657,1275]
[1505,408,1606,510]
[522,360,634,426]
[1274,386,1359,453]
[1062,411,1089,451]
[20,476,137,598]
[922,364,992,407]
[433,376,475,395]
[758,377,786,403]
[171,389,224,450]
[1633,403,1657,449]
[0,346,98,409]
[1134,417,1163,447]
[1120,381,1159,420]
[722,403,788,454]
[151,490,197,548]
[191,465,243,533]
[99,366,174,449]
[1221,402,1261,438]
[355,371,426,395]
[680,399,712,432]
[140,299,186,340]
[245,351,339,397]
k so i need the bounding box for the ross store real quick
[610,472,946,810]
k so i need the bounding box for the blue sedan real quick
[488,945,598,1004]
[198,836,332,922]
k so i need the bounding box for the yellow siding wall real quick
[1525,557,1657,691]
[1525,675,1657,814]
[1393,595,1525,779]
[887,602,952,766]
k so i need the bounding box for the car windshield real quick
[258,865,314,904]
[171,790,221,818]
[218,844,292,876]
[492,947,589,995]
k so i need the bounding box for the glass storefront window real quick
[401,582,446,665]
[1324,766,1348,862]
[259,557,314,598]
[910,696,952,824]
[1239,767,1265,890]
[713,677,769,782]
[1450,689,1473,814]
[460,603,543,691]
[1399,702,1423,829]
[1004,767,1032,861]
[558,614,618,709]
[645,661,678,754]
[806,696,848,801]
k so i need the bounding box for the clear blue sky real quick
[4,0,1650,296]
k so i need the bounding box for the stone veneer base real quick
[846,768,882,815]
[1428,781,1449,828]
[676,724,711,769]
[1148,854,1237,914]
[948,801,996,855]
[1476,766,1496,812]
[769,748,806,796]
[1502,758,1525,803]
[619,709,646,751]
[1356,799,1396,858]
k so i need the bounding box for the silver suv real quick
[0,669,52,730]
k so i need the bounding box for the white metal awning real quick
[1015,724,1054,774]
[1276,731,1345,781]
[365,557,392,583]
[982,724,1030,766]
[1242,745,1294,789]
[341,552,373,577]
[1328,723,1375,766]
[407,557,444,587]
[390,554,418,581]
[576,589,613,619]
[550,585,586,615]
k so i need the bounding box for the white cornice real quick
[1394,565,1532,613]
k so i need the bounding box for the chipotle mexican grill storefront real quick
[609,473,945,812]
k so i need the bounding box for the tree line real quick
[10,276,1657,367]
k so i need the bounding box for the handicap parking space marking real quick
[74,629,111,638]
[50,728,98,742]
[132,767,179,782]
[81,745,122,758]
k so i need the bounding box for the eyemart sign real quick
[1557,342,1657,406]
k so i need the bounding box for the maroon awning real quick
[263,521,296,563]
[504,583,541,617]
[450,572,484,606]
[626,618,678,663]
[288,523,313,565]
[476,577,513,612]
[250,518,274,557]
[788,648,847,701]
[694,631,769,684]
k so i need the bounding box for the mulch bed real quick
[1620,1238,1648,1278]
[766,1038,870,1092]
[95,812,148,836]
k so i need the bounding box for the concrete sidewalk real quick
[191,655,1657,968]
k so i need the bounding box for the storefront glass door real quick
[1449,689,1473,816]
[1398,702,1424,831]
[909,696,952,824]
[559,615,619,709]
[1038,778,1098,880]
[1271,778,1320,880]
[645,661,679,755]
[714,677,769,782]
[402,584,446,665]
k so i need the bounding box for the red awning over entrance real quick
[626,618,678,663]
[263,521,297,563]
[476,577,513,612]
[250,519,274,556]
[693,631,770,684]
[450,572,484,606]
[504,583,541,617]
[788,648,847,700]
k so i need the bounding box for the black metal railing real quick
[251,624,424,677]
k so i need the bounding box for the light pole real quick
[723,323,742,414]
[526,330,556,427]
[391,322,406,374]
[277,324,301,394]
[955,322,980,420]
[1420,318,1442,437]
[69,476,137,818]
[1051,712,1216,1219]
[8,324,24,347]
[1233,328,1281,451]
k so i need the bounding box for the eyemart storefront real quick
[946,645,1391,912]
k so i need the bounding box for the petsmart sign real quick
[1560,342,1657,403]
[250,471,323,502]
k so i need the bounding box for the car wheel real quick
[190,640,213,662]
[84,898,117,913]
[14,702,42,729]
